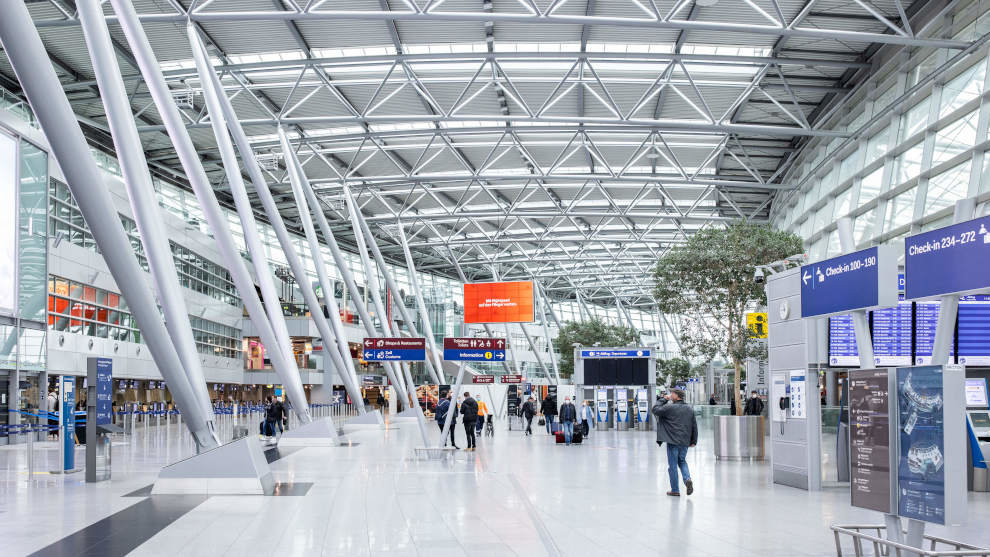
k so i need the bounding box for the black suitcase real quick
[572,431,583,444]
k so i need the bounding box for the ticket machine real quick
[595,388,609,431]
[966,377,990,491]
[615,387,630,430]
[636,388,650,431]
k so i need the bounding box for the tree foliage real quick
[657,357,692,384]
[553,318,640,378]
[653,220,802,409]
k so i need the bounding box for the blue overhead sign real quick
[443,337,506,362]
[580,349,651,358]
[904,215,990,300]
[800,246,898,318]
[94,358,112,426]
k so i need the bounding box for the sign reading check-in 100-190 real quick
[362,337,426,361]
[800,246,898,318]
[904,215,990,300]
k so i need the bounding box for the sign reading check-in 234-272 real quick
[362,337,426,361]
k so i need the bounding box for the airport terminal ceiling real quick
[0,0,973,309]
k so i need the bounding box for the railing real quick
[831,525,990,556]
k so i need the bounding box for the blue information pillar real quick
[61,376,75,471]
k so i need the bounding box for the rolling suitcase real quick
[572,431,583,444]
[555,431,565,444]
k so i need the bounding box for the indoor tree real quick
[653,220,802,413]
[553,318,639,379]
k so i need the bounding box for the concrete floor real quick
[3,416,990,556]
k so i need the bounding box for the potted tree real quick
[653,220,802,458]
[553,318,639,379]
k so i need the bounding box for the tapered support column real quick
[396,226,445,383]
[274,127,364,413]
[111,0,311,422]
[535,283,561,381]
[446,246,513,376]
[78,0,215,425]
[0,1,219,451]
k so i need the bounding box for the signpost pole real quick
[931,199,976,366]
[396,224,446,384]
[837,217,876,369]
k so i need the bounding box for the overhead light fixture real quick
[696,0,719,6]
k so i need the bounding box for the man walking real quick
[436,393,459,449]
[652,388,698,497]
[559,396,577,445]
[541,392,557,435]
[521,396,536,436]
[460,391,479,451]
[743,390,765,416]
[579,399,595,437]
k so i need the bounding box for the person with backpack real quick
[559,397,578,445]
[743,391,765,416]
[521,396,536,436]
[460,391,479,451]
[435,393,459,449]
[541,393,557,435]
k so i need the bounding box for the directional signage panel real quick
[472,375,495,384]
[800,246,898,318]
[361,337,426,361]
[443,337,507,362]
[500,374,524,384]
[579,349,651,359]
[904,215,990,300]
[849,369,894,513]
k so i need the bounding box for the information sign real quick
[829,314,859,366]
[472,375,495,384]
[849,369,893,513]
[443,337,507,362]
[747,312,768,338]
[800,246,898,318]
[62,376,75,471]
[579,349,651,359]
[896,366,946,524]
[958,295,990,365]
[789,370,807,419]
[904,215,990,300]
[91,358,112,426]
[500,374,524,384]
[362,337,426,361]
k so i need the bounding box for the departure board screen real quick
[914,300,953,365]
[829,314,860,366]
[959,295,990,365]
[872,297,912,366]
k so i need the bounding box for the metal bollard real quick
[26,425,34,478]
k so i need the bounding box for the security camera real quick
[754,267,765,284]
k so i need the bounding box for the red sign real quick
[472,375,495,384]
[443,337,508,350]
[500,375,524,384]
[463,281,535,324]
[362,337,426,349]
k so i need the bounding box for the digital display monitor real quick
[970,412,990,428]
[914,300,953,365]
[829,314,859,366]
[958,295,990,366]
[965,378,988,408]
[872,297,912,366]
[463,281,535,324]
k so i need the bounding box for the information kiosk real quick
[965,377,989,491]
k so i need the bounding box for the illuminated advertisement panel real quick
[463,281,534,324]
[0,133,16,316]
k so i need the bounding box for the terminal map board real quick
[849,369,893,513]
[463,281,534,324]
[896,366,947,524]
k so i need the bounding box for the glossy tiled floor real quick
[3,417,990,556]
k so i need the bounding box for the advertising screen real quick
[872,297,912,366]
[958,295,990,365]
[896,366,946,524]
[0,133,16,316]
[965,378,988,408]
[463,281,534,324]
[828,314,859,366]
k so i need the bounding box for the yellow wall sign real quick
[747,312,768,338]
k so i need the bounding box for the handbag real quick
[538,417,546,426]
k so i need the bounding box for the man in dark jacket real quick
[743,391,765,416]
[541,394,557,435]
[559,397,577,445]
[521,397,536,436]
[460,391,479,451]
[435,393,459,449]
[652,388,698,497]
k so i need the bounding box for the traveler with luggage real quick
[652,388,699,497]
[580,399,595,437]
[435,393,459,449]
[559,397,577,445]
[475,396,489,437]
[460,391,479,451]
[541,393,557,435]
[521,397,536,436]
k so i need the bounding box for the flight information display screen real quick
[872,297,912,366]
[914,300,953,365]
[829,314,860,366]
[959,295,990,366]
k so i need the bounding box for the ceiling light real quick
[696,0,719,6]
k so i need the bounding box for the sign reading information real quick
[443,337,507,362]
[849,369,893,513]
[800,246,899,318]
[904,215,990,300]
[361,337,426,361]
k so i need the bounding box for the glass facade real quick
[772,2,990,256]
[48,275,240,359]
